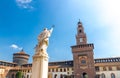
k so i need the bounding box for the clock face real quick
[80,38,83,42]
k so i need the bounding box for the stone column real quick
[32,52,48,78]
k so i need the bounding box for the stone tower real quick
[13,49,30,66]
[71,20,95,78]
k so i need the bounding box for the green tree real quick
[16,71,22,78]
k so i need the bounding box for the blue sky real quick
[0,0,120,63]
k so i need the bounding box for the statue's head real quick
[44,28,47,31]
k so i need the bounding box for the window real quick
[81,60,86,64]
[52,69,54,72]
[54,74,57,78]
[27,75,29,78]
[103,67,107,71]
[56,68,58,72]
[80,38,83,42]
[60,68,62,72]
[72,68,73,71]
[0,62,2,65]
[67,68,69,71]
[60,74,63,78]
[83,72,88,78]
[101,73,105,78]
[111,73,115,78]
[64,75,67,78]
[48,69,50,72]
[95,66,100,71]
[96,74,100,78]
[79,30,82,33]
[11,74,14,78]
[67,72,69,75]
[64,68,66,72]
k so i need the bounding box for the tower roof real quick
[78,19,82,25]
[16,49,25,54]
[13,49,30,56]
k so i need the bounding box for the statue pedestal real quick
[32,52,48,78]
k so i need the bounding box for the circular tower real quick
[13,49,30,66]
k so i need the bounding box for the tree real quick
[16,71,22,78]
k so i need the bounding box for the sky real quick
[0,0,120,63]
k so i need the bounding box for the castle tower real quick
[71,20,95,78]
[13,49,30,66]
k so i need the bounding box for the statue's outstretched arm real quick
[50,28,53,34]
[50,25,55,33]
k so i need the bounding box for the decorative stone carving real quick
[35,28,53,55]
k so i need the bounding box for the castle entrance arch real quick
[82,72,88,78]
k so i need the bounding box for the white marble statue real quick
[35,27,53,55]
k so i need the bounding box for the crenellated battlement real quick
[71,43,94,48]
[71,43,94,52]
[95,57,120,63]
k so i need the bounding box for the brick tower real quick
[71,20,95,78]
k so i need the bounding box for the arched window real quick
[64,68,66,72]
[56,68,58,72]
[52,69,54,72]
[67,68,69,71]
[82,72,88,78]
[96,74,100,78]
[111,73,115,78]
[60,74,63,78]
[101,73,105,78]
[79,29,82,33]
[81,60,86,64]
[11,74,14,78]
[95,66,100,71]
[60,68,62,72]
[27,75,29,78]
[54,74,57,78]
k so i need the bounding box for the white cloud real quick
[10,44,22,50]
[16,0,33,9]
